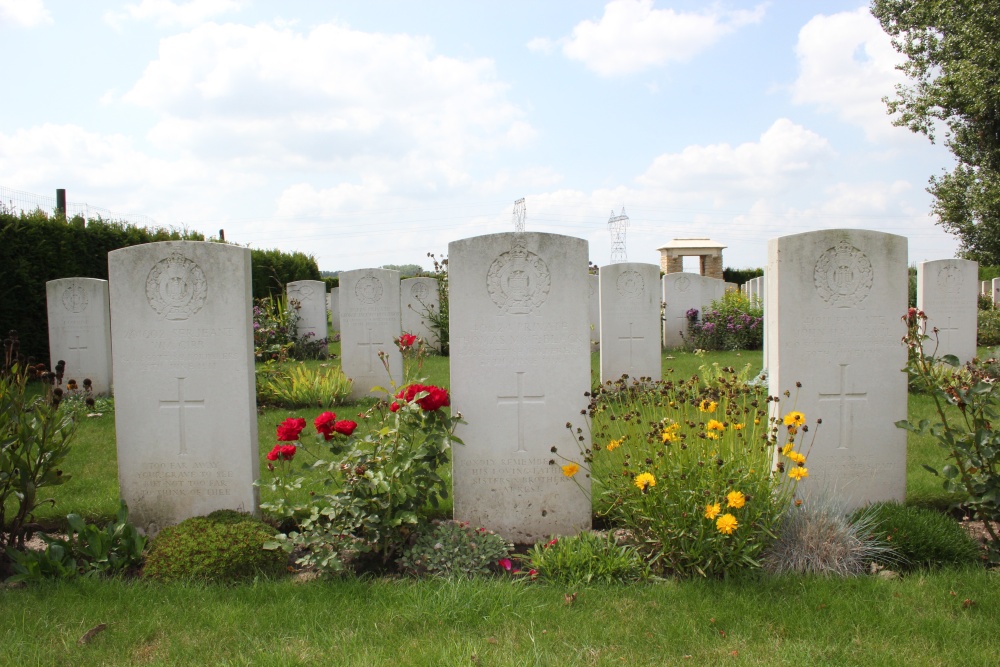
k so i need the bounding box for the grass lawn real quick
[4,347,996,666]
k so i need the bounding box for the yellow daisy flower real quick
[716,513,739,535]
[705,502,721,520]
[783,411,805,427]
[661,422,681,443]
[606,438,623,452]
[705,432,720,440]
[634,472,656,491]
[561,463,580,478]
[726,490,746,509]
[788,466,809,481]
[706,419,725,432]
[698,399,718,413]
[786,451,806,465]
[733,423,745,430]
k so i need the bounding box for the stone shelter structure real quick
[657,238,726,280]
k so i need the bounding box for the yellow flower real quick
[754,418,760,425]
[705,432,720,440]
[698,399,718,413]
[634,472,656,491]
[716,513,738,535]
[786,450,806,465]
[706,419,725,432]
[561,463,580,478]
[788,466,809,481]
[726,490,746,509]
[661,422,681,443]
[606,438,623,452]
[705,502,721,520]
[733,423,745,430]
[783,411,805,427]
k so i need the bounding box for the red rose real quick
[266,445,280,461]
[279,444,297,460]
[395,384,449,411]
[398,333,417,349]
[276,417,306,441]
[389,402,400,412]
[314,411,337,440]
[334,420,357,436]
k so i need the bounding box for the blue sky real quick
[0,0,958,272]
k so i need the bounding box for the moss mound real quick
[143,511,287,583]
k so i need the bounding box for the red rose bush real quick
[258,383,463,576]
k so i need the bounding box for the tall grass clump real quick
[855,501,982,571]
[763,496,894,576]
[556,365,809,577]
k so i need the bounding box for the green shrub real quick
[978,308,1000,346]
[763,497,895,577]
[853,502,981,571]
[525,532,648,585]
[143,511,287,583]
[685,290,763,351]
[1,363,75,563]
[256,363,352,408]
[398,520,511,579]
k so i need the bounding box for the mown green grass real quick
[2,569,997,666]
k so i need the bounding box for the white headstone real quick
[401,277,441,351]
[588,274,600,349]
[982,280,990,297]
[339,269,403,400]
[599,262,662,384]
[108,242,259,534]
[917,259,978,364]
[662,273,725,348]
[725,282,738,293]
[993,278,1000,306]
[286,280,328,345]
[328,287,340,331]
[450,232,591,543]
[45,278,113,396]
[766,229,908,510]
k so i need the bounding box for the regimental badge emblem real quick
[355,272,384,304]
[145,253,208,321]
[616,270,645,300]
[410,281,430,301]
[61,282,88,313]
[289,283,315,301]
[674,275,691,292]
[936,262,963,292]
[486,236,551,314]
[813,240,873,308]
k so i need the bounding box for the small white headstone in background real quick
[339,269,403,400]
[588,274,600,349]
[767,229,908,510]
[662,273,725,348]
[993,278,1000,306]
[599,262,662,384]
[450,232,591,543]
[725,282,738,292]
[46,278,113,395]
[108,242,259,534]
[328,287,340,331]
[981,280,990,297]
[286,280,328,346]
[401,277,441,352]
[917,259,978,364]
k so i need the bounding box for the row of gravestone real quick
[40,230,980,543]
[981,278,1000,306]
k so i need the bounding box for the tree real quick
[872,0,1000,264]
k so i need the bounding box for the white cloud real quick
[122,21,533,187]
[553,0,767,76]
[0,0,52,27]
[104,0,246,29]
[637,118,834,200]
[525,37,555,55]
[791,7,910,141]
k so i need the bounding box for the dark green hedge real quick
[722,267,764,285]
[0,210,319,364]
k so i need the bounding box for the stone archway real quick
[657,238,726,280]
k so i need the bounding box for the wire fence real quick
[0,185,159,228]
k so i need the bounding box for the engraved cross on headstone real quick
[159,377,205,456]
[357,328,384,372]
[818,364,868,451]
[67,334,88,375]
[935,314,959,347]
[497,371,545,454]
[618,322,644,372]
